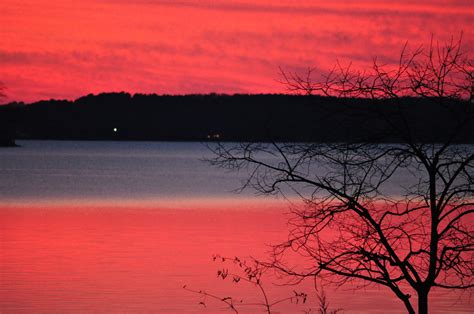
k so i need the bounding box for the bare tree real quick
[209,36,473,314]
[184,255,308,313]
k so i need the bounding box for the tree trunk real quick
[402,297,415,314]
[418,290,428,314]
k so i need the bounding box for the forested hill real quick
[1,93,473,143]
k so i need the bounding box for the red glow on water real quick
[0,201,292,312]
[1,199,472,312]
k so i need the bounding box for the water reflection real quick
[0,141,472,312]
[0,202,289,313]
[1,202,471,313]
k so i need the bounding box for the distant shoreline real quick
[0,139,18,147]
[2,93,473,144]
[10,138,474,145]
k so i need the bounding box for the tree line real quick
[1,92,473,143]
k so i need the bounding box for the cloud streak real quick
[101,0,474,17]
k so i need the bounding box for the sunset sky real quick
[1,0,472,103]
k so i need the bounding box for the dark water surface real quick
[0,141,472,313]
[0,141,252,203]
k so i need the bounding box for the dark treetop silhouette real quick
[1,92,473,143]
[208,37,473,314]
[0,82,17,147]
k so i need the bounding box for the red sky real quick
[0,0,472,103]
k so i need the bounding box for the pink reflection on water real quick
[0,199,471,313]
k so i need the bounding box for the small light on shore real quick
[113,128,118,132]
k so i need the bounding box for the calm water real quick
[0,141,254,203]
[0,141,472,313]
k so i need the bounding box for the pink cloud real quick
[0,0,472,102]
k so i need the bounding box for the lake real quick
[0,141,472,313]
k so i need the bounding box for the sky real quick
[0,0,472,103]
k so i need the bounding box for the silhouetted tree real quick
[209,36,473,314]
[184,255,309,313]
[0,81,16,146]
